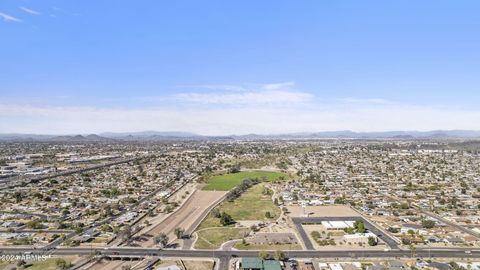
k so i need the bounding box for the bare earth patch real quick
[134,189,226,247]
[287,205,360,217]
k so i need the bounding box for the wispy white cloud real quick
[1,82,479,134]
[19,6,41,15]
[1,100,480,135]
[178,84,249,92]
[172,81,311,106]
[262,81,295,90]
[174,90,312,106]
[334,97,391,105]
[178,81,296,93]
[0,12,22,22]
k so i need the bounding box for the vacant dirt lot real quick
[134,189,226,247]
[183,260,215,270]
[287,205,360,217]
[86,259,146,270]
[148,260,214,270]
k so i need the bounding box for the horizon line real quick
[1,129,480,137]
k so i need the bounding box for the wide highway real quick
[0,247,479,260]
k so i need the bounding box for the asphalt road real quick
[292,217,399,250]
[0,247,479,261]
[418,208,480,240]
[0,155,150,191]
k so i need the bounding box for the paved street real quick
[1,247,479,260]
[0,156,150,190]
[417,208,480,240]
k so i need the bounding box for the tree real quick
[26,219,44,229]
[421,219,436,229]
[220,212,235,226]
[259,249,269,260]
[174,227,185,239]
[119,225,132,242]
[265,211,272,219]
[387,227,399,233]
[368,236,378,246]
[229,163,241,173]
[409,244,416,258]
[212,208,221,218]
[103,205,113,217]
[148,208,156,217]
[292,192,299,201]
[311,231,321,240]
[89,249,100,260]
[402,238,411,245]
[55,258,70,269]
[275,250,285,261]
[13,191,23,203]
[399,203,410,209]
[154,233,169,248]
[164,204,175,213]
[450,262,468,270]
[334,197,345,204]
[354,220,366,233]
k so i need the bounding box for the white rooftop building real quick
[321,221,355,230]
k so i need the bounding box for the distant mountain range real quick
[100,131,202,141]
[0,134,117,142]
[1,130,480,142]
[230,130,480,140]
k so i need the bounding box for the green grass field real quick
[0,262,9,270]
[0,259,72,270]
[194,227,250,249]
[198,183,280,231]
[196,213,223,230]
[218,184,280,220]
[194,183,282,249]
[202,170,287,191]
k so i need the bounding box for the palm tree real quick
[275,250,285,261]
[154,233,169,248]
[174,227,185,239]
[259,249,269,260]
[119,225,132,242]
[409,244,416,258]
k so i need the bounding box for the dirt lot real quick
[86,259,147,270]
[134,189,227,247]
[183,260,215,270]
[287,205,360,217]
[247,232,299,245]
[135,259,214,270]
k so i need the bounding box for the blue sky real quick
[1,0,480,134]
